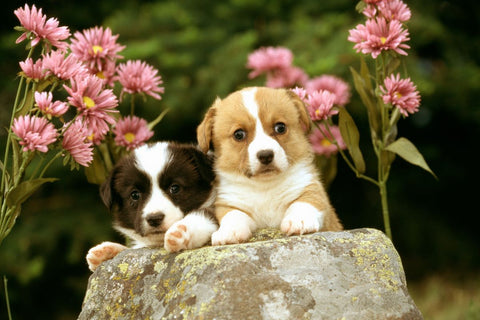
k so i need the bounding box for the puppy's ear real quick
[196,98,219,153]
[100,170,115,210]
[190,147,215,184]
[286,89,311,132]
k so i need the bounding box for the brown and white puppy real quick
[197,86,342,245]
[86,142,217,271]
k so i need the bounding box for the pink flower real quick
[64,75,118,117]
[14,4,70,52]
[247,47,294,79]
[19,57,45,81]
[266,66,308,88]
[381,73,421,116]
[306,75,351,106]
[90,59,117,87]
[116,60,165,100]
[305,90,338,121]
[348,17,410,59]
[291,87,307,101]
[11,115,58,152]
[309,125,346,157]
[64,75,118,143]
[113,116,154,151]
[70,26,125,72]
[42,50,88,81]
[378,0,411,22]
[62,120,93,167]
[34,91,69,118]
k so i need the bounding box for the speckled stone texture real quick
[78,228,423,320]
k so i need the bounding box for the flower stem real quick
[3,276,12,320]
[379,179,392,240]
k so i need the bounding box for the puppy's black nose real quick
[146,213,165,227]
[257,150,274,165]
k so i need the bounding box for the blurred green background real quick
[1,0,479,319]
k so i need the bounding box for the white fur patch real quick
[241,88,289,175]
[134,143,184,231]
[216,161,316,229]
[280,202,324,235]
[164,211,218,252]
[211,210,256,245]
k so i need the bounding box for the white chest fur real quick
[216,161,316,228]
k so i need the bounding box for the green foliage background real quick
[0,0,479,318]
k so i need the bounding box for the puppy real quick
[86,142,217,271]
[197,87,342,245]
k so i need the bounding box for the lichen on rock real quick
[78,228,423,320]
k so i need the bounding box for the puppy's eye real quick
[233,129,246,141]
[274,122,287,134]
[169,184,181,194]
[130,190,141,201]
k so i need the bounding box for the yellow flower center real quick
[395,92,403,99]
[83,96,96,109]
[87,133,95,141]
[321,139,332,147]
[124,132,136,143]
[92,45,104,55]
[380,37,387,44]
[96,71,105,79]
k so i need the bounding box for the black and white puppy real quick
[86,142,217,271]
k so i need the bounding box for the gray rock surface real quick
[79,228,423,320]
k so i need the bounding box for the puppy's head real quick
[197,87,312,178]
[100,142,215,246]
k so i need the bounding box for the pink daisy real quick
[62,120,93,167]
[116,60,165,100]
[348,17,410,59]
[19,57,45,81]
[266,66,308,88]
[42,50,88,81]
[89,59,117,87]
[380,73,421,116]
[378,0,411,22]
[291,87,308,101]
[64,75,118,142]
[309,125,346,157]
[305,90,338,121]
[34,91,69,118]
[306,75,351,106]
[11,115,58,153]
[246,47,294,79]
[14,4,70,52]
[70,26,125,72]
[113,116,154,151]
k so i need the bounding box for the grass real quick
[409,272,480,320]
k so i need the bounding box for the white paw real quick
[211,210,255,245]
[164,222,190,253]
[211,224,252,245]
[281,202,324,236]
[86,241,127,272]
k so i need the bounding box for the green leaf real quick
[6,178,58,207]
[338,108,366,174]
[385,137,437,179]
[84,152,108,185]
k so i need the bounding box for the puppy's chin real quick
[247,165,282,178]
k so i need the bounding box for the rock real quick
[78,228,423,320]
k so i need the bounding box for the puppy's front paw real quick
[211,225,252,246]
[281,202,324,236]
[211,209,255,245]
[165,223,190,253]
[86,241,127,272]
